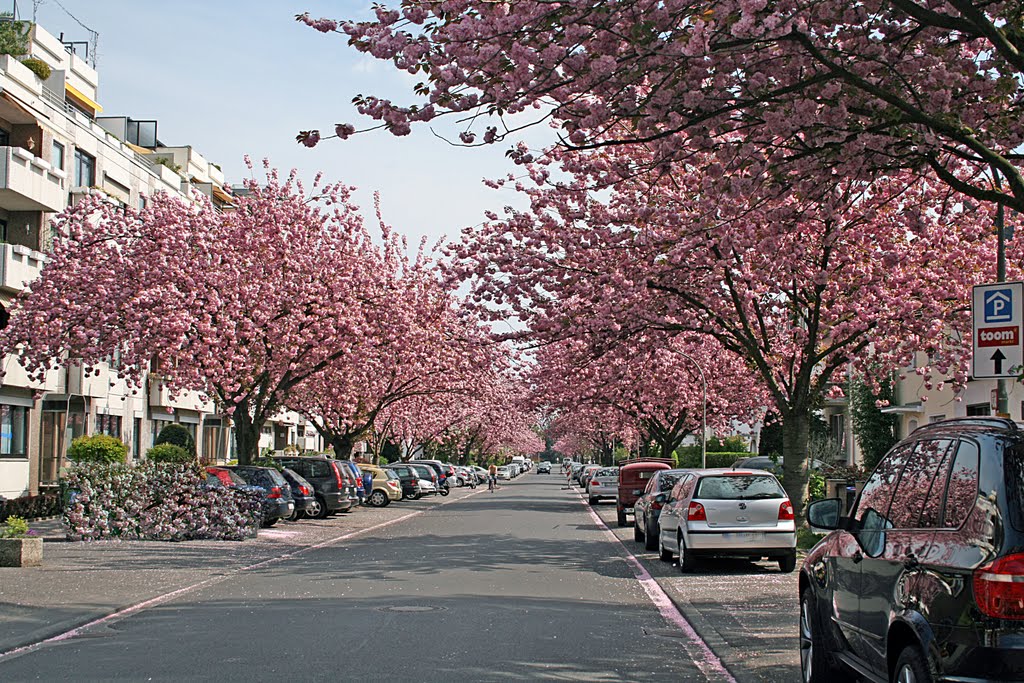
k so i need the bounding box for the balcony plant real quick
[0,515,42,567]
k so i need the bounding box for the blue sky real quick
[29,0,550,247]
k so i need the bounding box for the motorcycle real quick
[438,479,450,496]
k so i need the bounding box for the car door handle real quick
[852,550,863,564]
[903,553,919,570]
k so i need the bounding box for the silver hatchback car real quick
[586,467,620,504]
[656,468,797,573]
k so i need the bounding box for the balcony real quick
[148,377,214,413]
[0,241,46,292]
[0,146,66,212]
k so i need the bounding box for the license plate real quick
[723,532,766,542]
[624,507,634,513]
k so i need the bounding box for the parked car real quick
[616,459,673,526]
[801,417,1024,683]
[537,462,552,474]
[279,467,317,521]
[496,466,512,480]
[730,455,828,476]
[633,468,690,550]
[357,463,402,507]
[272,456,356,518]
[410,460,451,490]
[580,464,603,489]
[407,463,441,495]
[223,465,294,527]
[587,467,619,504]
[657,468,796,572]
[569,462,588,484]
[383,463,428,499]
[205,466,249,489]
[338,460,367,503]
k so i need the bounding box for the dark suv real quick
[273,456,355,519]
[801,417,1024,683]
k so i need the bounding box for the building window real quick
[73,148,95,187]
[0,404,28,458]
[966,403,991,417]
[52,140,65,170]
[138,194,147,211]
[0,129,9,146]
[95,413,122,440]
[0,219,7,243]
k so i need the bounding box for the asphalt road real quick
[0,475,799,682]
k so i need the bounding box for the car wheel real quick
[412,491,422,500]
[678,532,698,572]
[307,497,326,519]
[262,517,276,528]
[616,508,627,527]
[588,496,598,505]
[286,508,302,522]
[658,531,673,562]
[778,551,797,573]
[369,490,389,507]
[644,519,659,551]
[800,590,852,683]
[633,522,644,543]
[893,644,935,683]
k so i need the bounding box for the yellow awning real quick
[126,142,151,155]
[64,83,103,114]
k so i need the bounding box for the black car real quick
[537,462,551,474]
[224,465,294,527]
[273,456,356,518]
[801,417,1024,683]
[280,467,316,521]
[633,468,689,551]
[384,463,425,499]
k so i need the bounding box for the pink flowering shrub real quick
[62,462,260,541]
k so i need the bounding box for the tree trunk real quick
[781,408,811,523]
[657,438,674,462]
[232,409,261,466]
[332,434,355,460]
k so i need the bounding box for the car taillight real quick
[974,553,1024,620]
[332,464,344,489]
[651,500,664,510]
[592,481,601,487]
[268,486,282,499]
[779,500,795,521]
[687,502,706,521]
[301,485,312,496]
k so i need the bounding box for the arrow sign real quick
[992,349,1007,374]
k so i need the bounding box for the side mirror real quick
[807,498,843,530]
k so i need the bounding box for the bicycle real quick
[488,475,497,492]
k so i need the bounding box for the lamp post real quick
[673,350,707,468]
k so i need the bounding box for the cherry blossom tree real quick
[286,216,496,459]
[533,333,766,460]
[299,1,1024,213]
[0,163,386,465]
[449,144,1002,514]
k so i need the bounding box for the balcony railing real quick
[0,145,66,212]
[0,240,45,292]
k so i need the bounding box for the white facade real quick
[0,20,321,499]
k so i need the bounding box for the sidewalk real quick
[0,487,479,658]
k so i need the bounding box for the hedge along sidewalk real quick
[0,484,481,656]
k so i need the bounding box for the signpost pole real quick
[995,167,1009,416]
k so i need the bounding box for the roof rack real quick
[910,416,1019,435]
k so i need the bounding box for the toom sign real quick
[973,282,1024,379]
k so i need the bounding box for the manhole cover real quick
[379,605,445,613]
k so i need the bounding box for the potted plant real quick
[0,515,42,567]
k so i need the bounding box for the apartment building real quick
[0,20,321,499]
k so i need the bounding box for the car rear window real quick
[597,468,618,477]
[659,473,682,492]
[1004,441,1024,532]
[694,475,785,500]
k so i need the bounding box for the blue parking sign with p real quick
[984,288,1014,323]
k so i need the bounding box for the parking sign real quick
[973,282,1024,379]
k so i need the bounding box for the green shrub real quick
[145,443,194,464]
[0,515,29,538]
[675,451,751,468]
[155,423,195,455]
[67,434,127,464]
[20,57,50,80]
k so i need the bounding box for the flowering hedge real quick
[62,462,260,541]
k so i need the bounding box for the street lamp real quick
[673,349,707,468]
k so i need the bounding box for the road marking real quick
[0,487,485,663]
[576,491,738,683]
